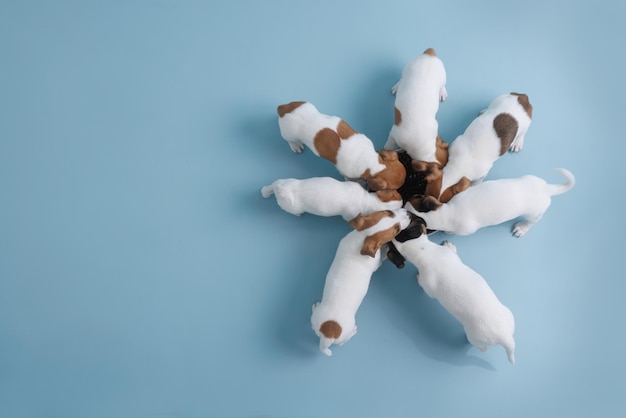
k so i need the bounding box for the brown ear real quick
[378,149,398,161]
[424,165,442,182]
[349,210,394,231]
[360,223,402,257]
[411,160,428,172]
[408,194,443,212]
[366,176,387,191]
[375,189,401,203]
[439,176,471,203]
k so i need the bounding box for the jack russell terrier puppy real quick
[414,92,533,203]
[384,47,449,166]
[311,209,413,356]
[392,216,516,363]
[261,177,402,221]
[277,101,406,191]
[406,168,575,237]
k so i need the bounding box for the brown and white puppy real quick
[261,177,402,221]
[311,209,413,356]
[385,48,449,166]
[406,168,575,236]
[277,101,406,191]
[412,93,533,203]
[392,219,516,364]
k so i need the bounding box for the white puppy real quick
[385,47,449,166]
[391,218,515,363]
[418,93,533,203]
[311,209,412,356]
[277,101,406,191]
[261,177,402,221]
[407,168,575,236]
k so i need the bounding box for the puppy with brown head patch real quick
[391,229,516,364]
[261,176,402,221]
[420,93,533,203]
[277,101,406,191]
[311,209,413,356]
[384,48,449,166]
[405,168,575,237]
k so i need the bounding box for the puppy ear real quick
[408,195,442,212]
[375,189,401,203]
[411,160,428,172]
[424,164,442,183]
[378,149,398,161]
[360,224,401,257]
[439,176,471,203]
[367,176,387,191]
[348,213,366,231]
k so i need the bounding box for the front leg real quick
[391,81,400,95]
[509,134,525,153]
[441,240,457,254]
[439,85,448,102]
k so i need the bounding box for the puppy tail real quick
[502,334,516,364]
[319,337,334,356]
[547,168,575,196]
[261,185,274,198]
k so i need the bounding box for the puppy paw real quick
[439,86,448,102]
[391,81,399,95]
[441,240,457,253]
[311,302,320,312]
[288,141,304,153]
[512,221,532,237]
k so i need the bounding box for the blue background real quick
[1,1,624,417]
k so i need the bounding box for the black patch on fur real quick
[386,242,406,269]
[394,214,427,243]
[394,151,428,203]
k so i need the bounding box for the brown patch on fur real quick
[313,128,341,164]
[365,150,406,191]
[435,135,449,167]
[394,107,402,126]
[320,320,342,339]
[408,195,442,213]
[360,223,402,257]
[277,101,306,117]
[493,113,519,156]
[511,92,533,118]
[438,176,471,203]
[336,119,356,139]
[349,210,395,232]
[423,47,437,56]
[411,160,443,198]
[375,189,402,203]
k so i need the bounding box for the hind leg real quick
[509,134,525,153]
[512,212,544,237]
[287,139,305,154]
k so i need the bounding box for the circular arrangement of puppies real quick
[261,48,575,363]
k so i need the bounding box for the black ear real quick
[394,214,427,243]
[386,242,406,269]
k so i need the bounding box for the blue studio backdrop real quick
[1,1,624,417]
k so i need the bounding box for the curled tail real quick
[261,184,274,198]
[547,168,575,196]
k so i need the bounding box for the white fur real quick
[278,102,386,180]
[385,49,447,162]
[392,235,515,363]
[409,168,575,236]
[440,93,532,195]
[311,209,413,356]
[261,177,401,221]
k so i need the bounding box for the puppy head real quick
[366,150,406,191]
[407,194,443,213]
[394,212,427,243]
[348,209,409,257]
[276,101,306,117]
[410,160,443,197]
